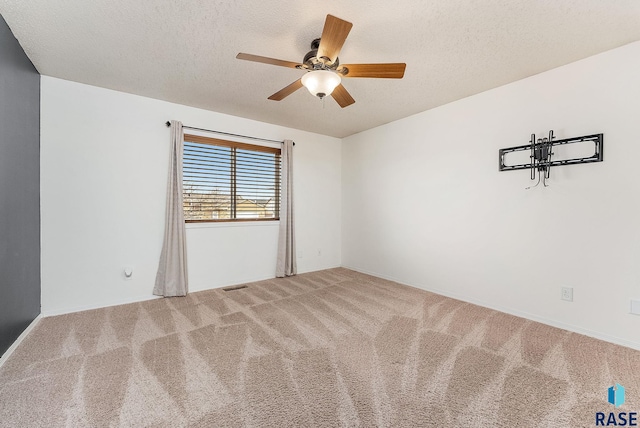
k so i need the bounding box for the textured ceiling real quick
[1,1,640,138]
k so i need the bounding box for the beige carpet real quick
[0,268,638,427]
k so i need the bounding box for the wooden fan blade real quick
[268,79,304,101]
[236,53,302,69]
[317,15,353,65]
[331,84,355,108]
[339,63,406,78]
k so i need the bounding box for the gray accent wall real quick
[0,14,41,356]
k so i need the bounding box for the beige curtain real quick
[276,139,296,277]
[154,120,188,296]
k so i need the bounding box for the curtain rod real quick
[165,121,292,145]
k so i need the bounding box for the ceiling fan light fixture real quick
[301,70,341,99]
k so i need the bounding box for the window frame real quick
[183,134,281,223]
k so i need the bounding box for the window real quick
[182,134,281,222]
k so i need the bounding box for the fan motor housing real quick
[302,38,339,70]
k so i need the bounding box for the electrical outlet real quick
[631,299,640,315]
[317,249,322,257]
[561,287,573,302]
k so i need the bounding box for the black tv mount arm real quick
[499,132,603,187]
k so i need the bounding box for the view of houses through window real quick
[182,135,281,221]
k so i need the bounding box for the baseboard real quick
[189,274,278,294]
[0,314,42,369]
[41,294,162,317]
[342,264,640,351]
[189,264,342,293]
[40,271,312,317]
[43,271,303,316]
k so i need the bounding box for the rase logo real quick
[596,384,637,426]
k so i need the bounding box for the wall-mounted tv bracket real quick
[499,132,603,188]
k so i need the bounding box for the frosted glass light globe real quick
[301,70,341,98]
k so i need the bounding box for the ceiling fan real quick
[236,14,406,108]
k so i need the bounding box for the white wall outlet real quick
[317,249,322,257]
[297,249,303,259]
[561,287,573,302]
[631,299,640,315]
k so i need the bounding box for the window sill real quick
[185,220,280,229]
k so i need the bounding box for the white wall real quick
[342,41,640,349]
[41,77,341,315]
